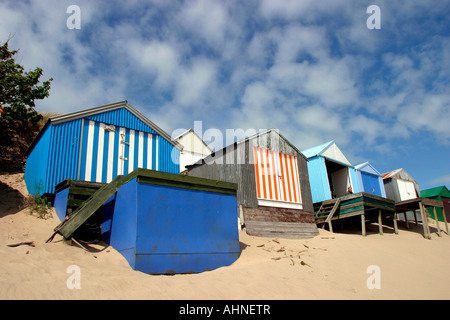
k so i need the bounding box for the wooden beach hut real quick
[186,129,319,238]
[173,128,212,173]
[383,169,448,239]
[354,162,387,198]
[303,141,397,236]
[302,140,360,203]
[24,101,182,197]
[421,186,450,223]
[382,168,420,202]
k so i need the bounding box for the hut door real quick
[118,128,129,176]
[397,180,417,201]
[253,147,302,209]
[361,172,382,196]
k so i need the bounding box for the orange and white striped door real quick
[253,146,302,208]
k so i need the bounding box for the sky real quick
[0,0,449,190]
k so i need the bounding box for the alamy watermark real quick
[66,265,81,290]
[171,121,281,166]
[366,5,381,30]
[366,265,381,290]
[66,5,81,30]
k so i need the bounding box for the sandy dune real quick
[1,173,449,300]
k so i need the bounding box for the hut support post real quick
[378,209,383,235]
[413,210,418,226]
[361,214,366,237]
[404,211,409,229]
[442,206,449,235]
[432,207,442,237]
[419,203,431,240]
[393,212,398,235]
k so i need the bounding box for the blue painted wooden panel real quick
[306,156,331,203]
[361,172,382,196]
[135,183,239,255]
[348,166,360,194]
[105,180,137,254]
[53,187,69,221]
[103,177,240,274]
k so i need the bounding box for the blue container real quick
[101,171,240,274]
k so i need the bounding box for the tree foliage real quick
[0,39,53,172]
[0,40,53,125]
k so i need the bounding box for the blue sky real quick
[1,0,449,190]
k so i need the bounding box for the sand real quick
[1,173,449,300]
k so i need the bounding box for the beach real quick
[1,173,449,300]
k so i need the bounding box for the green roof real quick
[420,185,450,198]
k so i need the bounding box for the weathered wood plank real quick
[433,207,442,237]
[361,214,366,237]
[57,175,125,239]
[419,203,431,240]
[245,221,319,238]
[378,209,383,235]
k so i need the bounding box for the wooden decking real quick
[314,192,397,236]
[242,206,319,238]
[314,193,449,239]
[394,197,449,239]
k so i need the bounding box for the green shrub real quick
[26,193,52,219]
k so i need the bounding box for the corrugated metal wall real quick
[25,107,180,196]
[46,119,83,195]
[86,108,158,134]
[24,124,53,195]
[158,135,180,174]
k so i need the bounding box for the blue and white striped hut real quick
[25,101,182,196]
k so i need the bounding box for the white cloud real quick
[177,0,235,50]
[128,40,180,89]
[174,58,218,107]
[429,173,450,187]
[346,114,386,145]
[0,0,448,168]
[397,93,450,144]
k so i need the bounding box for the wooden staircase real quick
[315,198,341,232]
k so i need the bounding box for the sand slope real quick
[1,173,449,300]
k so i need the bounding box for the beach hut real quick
[24,101,182,197]
[382,168,420,202]
[383,169,447,239]
[354,162,387,198]
[186,129,318,238]
[173,128,212,173]
[302,140,360,204]
[302,141,397,236]
[421,186,450,223]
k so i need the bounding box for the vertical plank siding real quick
[46,119,83,195]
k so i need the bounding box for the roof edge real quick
[49,100,182,151]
